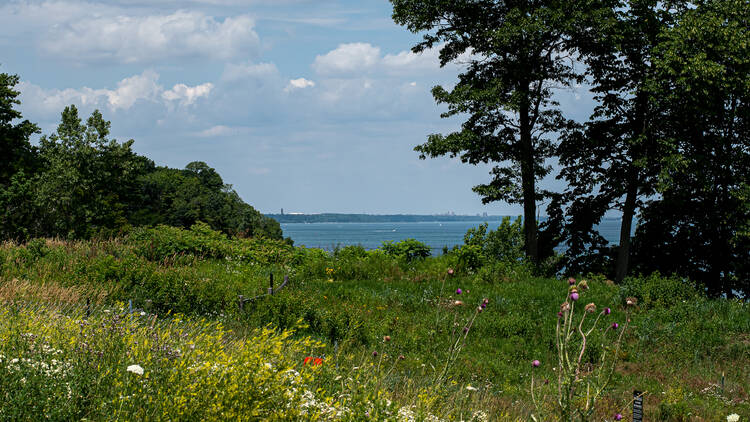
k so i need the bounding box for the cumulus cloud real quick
[222,62,278,82]
[284,78,315,92]
[312,42,475,77]
[40,10,260,64]
[18,70,212,116]
[312,43,382,75]
[162,82,214,106]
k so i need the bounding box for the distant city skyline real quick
[2,0,595,215]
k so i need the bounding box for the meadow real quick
[0,223,747,421]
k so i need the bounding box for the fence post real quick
[268,272,274,295]
[128,299,133,314]
[86,298,90,318]
[633,390,644,422]
[238,295,244,312]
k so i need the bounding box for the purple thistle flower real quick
[611,322,619,330]
[557,311,563,318]
[570,292,579,301]
[604,307,611,315]
[532,360,540,367]
[463,326,469,334]
[568,277,576,285]
[481,303,486,309]
[615,414,622,421]
[372,351,378,357]
[456,288,462,295]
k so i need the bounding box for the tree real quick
[631,0,750,296]
[135,162,283,240]
[555,0,686,280]
[0,71,41,240]
[391,0,598,263]
[35,106,151,238]
[0,71,39,186]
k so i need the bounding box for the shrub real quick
[381,239,431,262]
[618,272,701,310]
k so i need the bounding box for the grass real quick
[0,226,748,420]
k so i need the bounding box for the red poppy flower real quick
[303,356,323,366]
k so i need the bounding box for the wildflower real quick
[456,288,462,295]
[557,311,563,318]
[615,414,622,421]
[727,414,740,422]
[481,303,486,309]
[611,322,619,330]
[568,277,576,285]
[398,355,405,360]
[579,280,588,290]
[604,307,611,315]
[453,300,464,306]
[585,303,596,313]
[126,364,144,375]
[477,306,483,312]
[372,351,378,357]
[626,297,638,306]
[384,335,391,342]
[560,302,571,312]
[466,385,477,391]
[570,292,579,301]
[463,326,469,333]
[447,268,454,275]
[532,360,540,367]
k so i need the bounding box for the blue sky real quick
[1,0,594,215]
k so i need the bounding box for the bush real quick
[618,272,701,309]
[452,217,526,273]
[381,239,431,262]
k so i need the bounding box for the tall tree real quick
[391,0,596,263]
[36,106,151,238]
[632,0,750,296]
[0,72,39,186]
[0,71,41,240]
[556,0,685,280]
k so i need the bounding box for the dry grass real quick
[0,278,108,305]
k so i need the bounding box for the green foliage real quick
[451,218,526,274]
[390,0,598,262]
[631,0,750,296]
[618,272,700,310]
[381,239,431,262]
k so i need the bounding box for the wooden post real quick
[268,272,274,295]
[238,295,244,312]
[86,298,90,318]
[633,390,644,422]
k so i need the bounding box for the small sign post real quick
[633,390,644,422]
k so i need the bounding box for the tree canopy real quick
[0,73,283,242]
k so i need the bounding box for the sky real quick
[1,0,595,215]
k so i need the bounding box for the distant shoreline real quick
[265,213,513,224]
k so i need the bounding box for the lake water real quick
[281,219,624,255]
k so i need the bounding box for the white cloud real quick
[312,42,474,77]
[162,82,214,106]
[18,70,212,115]
[222,62,278,82]
[284,77,315,92]
[40,10,260,64]
[312,43,381,75]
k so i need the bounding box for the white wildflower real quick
[727,414,740,422]
[466,384,478,391]
[126,364,144,375]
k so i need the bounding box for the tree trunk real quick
[615,175,638,283]
[519,83,538,263]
